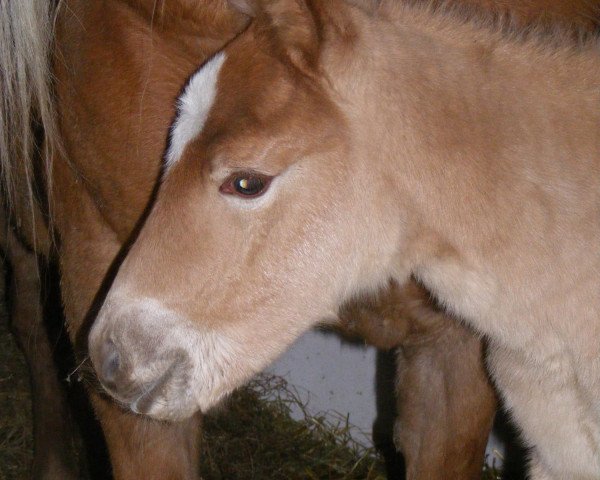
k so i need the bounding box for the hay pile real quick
[200,375,387,479]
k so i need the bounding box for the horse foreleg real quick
[2,224,79,480]
[91,394,202,480]
[340,280,496,479]
[488,343,600,480]
[394,313,496,479]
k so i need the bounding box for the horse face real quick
[88,5,402,420]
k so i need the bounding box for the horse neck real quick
[329,4,600,326]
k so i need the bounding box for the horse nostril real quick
[100,339,121,384]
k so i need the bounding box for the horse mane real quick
[378,0,600,55]
[0,0,61,249]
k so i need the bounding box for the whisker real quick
[66,355,90,385]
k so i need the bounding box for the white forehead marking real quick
[164,52,226,173]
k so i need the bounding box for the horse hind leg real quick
[2,221,79,479]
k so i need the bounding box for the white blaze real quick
[164,51,226,172]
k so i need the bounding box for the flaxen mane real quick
[0,0,60,247]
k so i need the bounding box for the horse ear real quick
[231,0,322,74]
[266,0,324,73]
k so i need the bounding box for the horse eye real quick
[220,173,272,198]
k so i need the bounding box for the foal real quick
[88,1,600,479]
[4,0,490,477]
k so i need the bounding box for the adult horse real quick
[0,0,597,478]
[84,1,600,479]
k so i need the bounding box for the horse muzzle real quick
[88,296,201,421]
